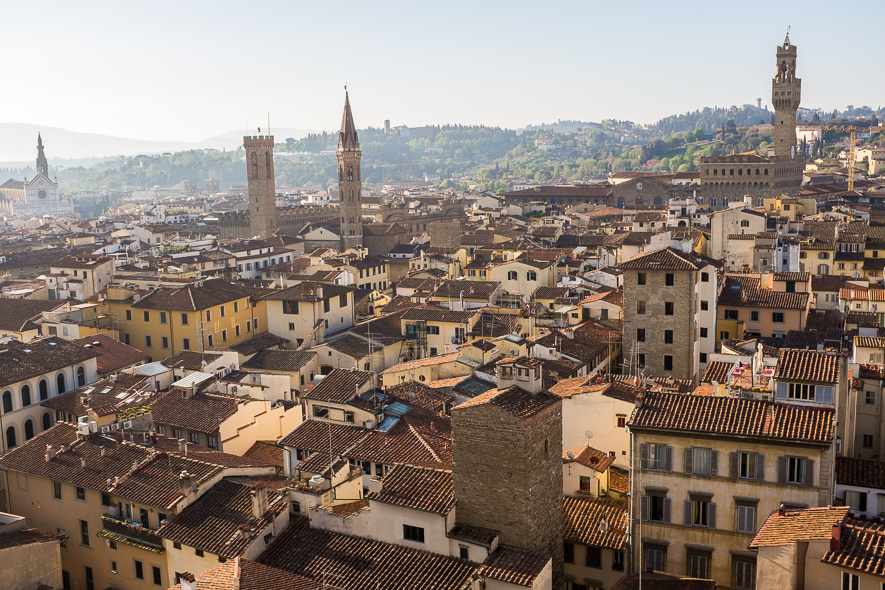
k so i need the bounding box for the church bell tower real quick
[244,134,277,239]
[36,133,49,176]
[337,91,363,251]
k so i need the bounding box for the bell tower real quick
[36,133,49,176]
[772,32,801,159]
[337,91,363,251]
[244,134,277,239]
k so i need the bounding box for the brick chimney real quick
[830,521,842,552]
[251,486,269,518]
[178,471,196,497]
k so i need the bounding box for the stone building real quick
[0,134,74,217]
[244,135,278,239]
[621,247,722,382]
[699,35,804,207]
[338,91,364,251]
[452,357,565,588]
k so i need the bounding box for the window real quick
[195,549,204,557]
[564,542,575,564]
[233,301,239,313]
[701,272,709,282]
[182,338,190,351]
[313,405,329,419]
[161,336,169,349]
[110,560,117,573]
[143,311,150,322]
[863,434,874,449]
[85,566,95,590]
[700,353,707,363]
[646,443,670,471]
[172,428,182,439]
[403,524,425,543]
[664,330,673,344]
[76,486,86,501]
[507,271,517,280]
[613,550,625,571]
[145,335,152,348]
[700,327,708,338]
[733,559,755,589]
[664,355,673,371]
[206,310,211,321]
[665,273,675,286]
[20,385,31,407]
[222,330,227,342]
[786,456,807,484]
[720,331,730,340]
[53,481,62,499]
[750,310,759,322]
[688,550,711,578]
[153,565,162,586]
[159,312,167,324]
[637,301,646,315]
[867,391,876,405]
[689,448,713,475]
[126,310,132,321]
[645,545,665,571]
[207,335,213,347]
[323,299,331,313]
[637,328,646,342]
[460,546,469,560]
[724,309,739,320]
[844,490,868,512]
[638,273,647,285]
[665,302,674,315]
[739,452,757,480]
[638,353,645,367]
[700,300,709,311]
[220,305,225,317]
[579,476,594,491]
[207,436,217,449]
[585,546,601,568]
[190,432,199,444]
[62,571,70,589]
[842,572,859,590]
[617,414,626,428]
[283,300,298,314]
[736,504,757,533]
[80,519,90,546]
[772,312,785,323]
[135,560,144,580]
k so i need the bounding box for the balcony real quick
[98,515,165,553]
[536,317,568,328]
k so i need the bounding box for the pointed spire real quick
[36,133,48,176]
[338,90,359,151]
[784,25,791,46]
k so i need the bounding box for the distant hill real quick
[0,123,321,162]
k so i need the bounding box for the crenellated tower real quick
[244,135,277,239]
[772,33,801,159]
[337,91,363,251]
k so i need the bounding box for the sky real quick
[2,0,882,142]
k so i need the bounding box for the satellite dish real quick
[584,430,593,440]
[566,451,575,460]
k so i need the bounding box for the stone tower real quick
[452,359,564,588]
[338,92,363,251]
[244,135,277,239]
[772,33,801,158]
[36,133,49,176]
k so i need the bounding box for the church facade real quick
[0,134,75,217]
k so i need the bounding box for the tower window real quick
[251,152,258,179]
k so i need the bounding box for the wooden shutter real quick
[805,459,815,487]
[710,450,719,476]
[756,453,765,482]
[730,452,740,479]
[684,500,693,526]
[816,385,834,404]
[708,503,717,529]
[684,448,694,474]
[778,456,787,484]
[663,497,671,523]
[640,443,649,469]
[775,382,788,399]
[640,495,649,521]
[664,446,673,472]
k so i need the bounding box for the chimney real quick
[180,573,197,590]
[634,393,644,409]
[178,438,187,454]
[251,486,269,518]
[778,503,786,517]
[178,471,195,497]
[830,521,842,552]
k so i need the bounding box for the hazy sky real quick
[3,0,881,142]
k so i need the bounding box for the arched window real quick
[738,169,743,176]
[653,197,663,205]
[711,198,718,207]
[635,197,644,205]
[57,374,66,395]
[21,385,30,408]
[2,391,11,414]
[39,380,48,401]
[338,166,344,181]
[5,427,15,449]
[617,197,625,209]
[251,152,258,179]
[713,169,717,176]
[347,166,353,182]
[24,420,34,441]
[265,152,272,179]
[76,367,86,387]
[42,413,51,431]
[723,197,730,206]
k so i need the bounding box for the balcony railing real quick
[99,515,165,553]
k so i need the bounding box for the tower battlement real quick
[244,135,274,147]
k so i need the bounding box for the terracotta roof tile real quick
[478,545,550,587]
[454,385,560,420]
[774,349,841,383]
[73,334,150,374]
[620,248,721,271]
[168,558,320,590]
[822,517,885,576]
[563,445,615,473]
[302,368,373,403]
[836,456,885,489]
[366,465,455,514]
[563,495,628,549]
[242,349,316,373]
[0,528,66,551]
[750,506,849,548]
[0,337,100,388]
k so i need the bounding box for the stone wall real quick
[453,399,564,588]
[429,221,461,248]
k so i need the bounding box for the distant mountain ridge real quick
[0,123,322,163]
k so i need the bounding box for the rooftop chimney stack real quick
[251,486,269,518]
[180,573,197,590]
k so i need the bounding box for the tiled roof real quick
[157,477,287,558]
[532,286,570,300]
[243,441,284,469]
[41,372,154,417]
[0,336,101,388]
[161,350,223,371]
[563,445,614,473]
[261,282,355,302]
[629,392,835,443]
[822,517,885,577]
[773,271,810,282]
[477,545,550,587]
[750,506,849,548]
[562,495,627,549]
[73,334,150,374]
[302,368,373,403]
[774,349,841,383]
[131,279,251,310]
[548,376,607,399]
[448,523,499,546]
[366,465,455,514]
[380,352,461,375]
[836,456,885,489]
[701,361,733,383]
[382,382,452,414]
[0,528,66,551]
[454,385,560,420]
[242,349,316,373]
[431,279,500,300]
[718,276,810,310]
[610,571,716,590]
[401,308,477,324]
[257,517,478,589]
[609,466,629,493]
[168,558,320,590]
[0,299,66,333]
[855,336,885,348]
[620,247,720,271]
[150,391,244,434]
[224,332,289,356]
